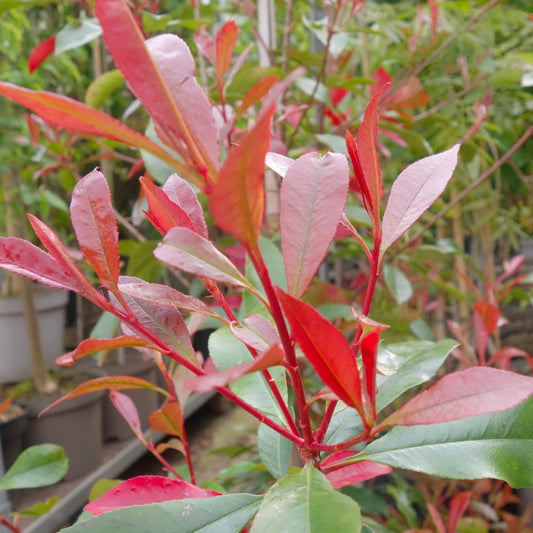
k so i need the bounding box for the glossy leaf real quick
[265,152,293,178]
[0,444,67,490]
[345,85,387,226]
[162,174,208,238]
[280,152,349,297]
[230,314,281,352]
[117,285,197,363]
[41,376,168,416]
[356,395,533,488]
[361,329,380,419]
[96,0,219,181]
[276,289,363,415]
[380,145,460,259]
[148,401,183,438]
[110,391,141,436]
[250,465,361,532]
[56,336,151,366]
[70,169,120,292]
[28,35,56,73]
[376,339,458,413]
[210,107,274,252]
[321,451,391,489]
[383,263,413,304]
[66,493,261,532]
[185,344,284,392]
[85,476,220,516]
[0,237,81,293]
[383,367,533,427]
[155,227,250,288]
[118,278,217,318]
[258,422,291,480]
[216,20,238,79]
[28,216,107,306]
[0,82,184,174]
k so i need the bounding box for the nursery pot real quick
[22,389,104,481]
[0,289,68,384]
[0,403,27,470]
[99,354,160,441]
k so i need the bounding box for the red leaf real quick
[487,347,532,370]
[56,336,151,366]
[380,144,460,260]
[162,174,208,238]
[236,76,280,118]
[185,344,284,392]
[110,391,142,437]
[118,279,216,318]
[474,301,500,336]
[71,169,120,293]
[140,177,196,235]
[280,152,349,297]
[41,376,169,416]
[28,216,107,307]
[0,237,82,293]
[0,83,188,179]
[28,36,56,73]
[321,452,392,489]
[85,475,220,516]
[155,227,250,287]
[388,76,430,108]
[384,367,533,427]
[0,397,13,416]
[148,401,184,438]
[209,107,274,251]
[96,0,219,182]
[346,85,388,227]
[427,0,439,36]
[276,288,364,415]
[447,492,471,533]
[427,503,446,533]
[216,20,238,79]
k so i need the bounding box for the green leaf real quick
[356,395,533,488]
[376,339,458,412]
[258,422,291,479]
[86,70,124,109]
[251,465,361,532]
[55,18,102,54]
[60,493,262,532]
[89,479,122,502]
[17,497,59,517]
[383,264,413,305]
[208,327,288,420]
[0,444,68,490]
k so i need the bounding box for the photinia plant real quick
[0,1,532,531]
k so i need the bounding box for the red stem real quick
[0,516,20,533]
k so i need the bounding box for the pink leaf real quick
[185,344,284,393]
[280,152,349,297]
[96,0,219,182]
[155,227,250,287]
[380,145,460,259]
[118,278,216,318]
[110,390,142,437]
[162,174,208,238]
[28,36,56,73]
[194,26,216,65]
[487,347,532,370]
[0,237,80,293]
[230,314,281,352]
[85,475,220,516]
[384,367,533,427]
[321,451,392,489]
[56,336,151,366]
[209,107,274,252]
[265,152,293,178]
[276,288,364,415]
[28,216,108,307]
[70,169,120,293]
[427,502,446,533]
[0,83,188,179]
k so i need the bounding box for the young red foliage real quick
[110,391,142,437]
[148,401,184,439]
[216,20,238,79]
[276,288,364,417]
[84,476,220,516]
[321,451,391,488]
[28,35,56,73]
[209,107,274,252]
